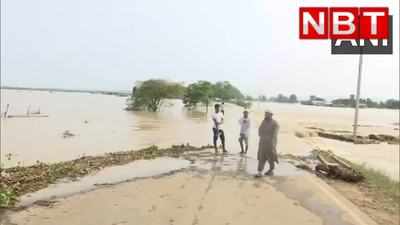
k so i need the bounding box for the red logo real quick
[299,7,392,54]
[299,7,388,39]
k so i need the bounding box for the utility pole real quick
[353,53,363,140]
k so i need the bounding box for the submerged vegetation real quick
[0,144,211,207]
[127,79,186,112]
[127,79,251,112]
[184,81,250,110]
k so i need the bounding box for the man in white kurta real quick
[238,110,250,154]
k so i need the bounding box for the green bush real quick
[0,189,16,207]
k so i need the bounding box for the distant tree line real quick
[127,81,398,112]
[300,95,327,105]
[332,95,399,109]
[269,94,298,103]
[256,94,298,103]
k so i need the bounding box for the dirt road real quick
[1,152,378,225]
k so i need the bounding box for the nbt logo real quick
[299,7,392,54]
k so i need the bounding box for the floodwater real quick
[1,89,398,178]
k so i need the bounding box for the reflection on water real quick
[1,89,398,170]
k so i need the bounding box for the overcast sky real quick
[1,0,399,100]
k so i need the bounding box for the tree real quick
[129,79,185,112]
[258,95,267,102]
[289,94,298,103]
[183,81,248,110]
[384,99,400,109]
[245,95,254,101]
[213,81,244,101]
[183,81,214,111]
[276,94,289,102]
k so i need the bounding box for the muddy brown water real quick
[1,89,398,179]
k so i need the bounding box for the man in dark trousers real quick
[211,104,227,153]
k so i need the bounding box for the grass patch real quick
[353,164,399,209]
[0,189,17,208]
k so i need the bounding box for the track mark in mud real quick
[159,194,169,199]
[148,205,157,213]
[191,163,218,225]
[111,221,127,225]
[191,215,199,225]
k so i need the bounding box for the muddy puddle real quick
[184,151,304,177]
[17,157,191,207]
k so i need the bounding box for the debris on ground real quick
[368,134,400,145]
[33,200,58,207]
[314,150,364,182]
[62,130,75,138]
[282,149,365,182]
[304,126,399,145]
[294,131,317,138]
[317,132,380,144]
[0,144,212,207]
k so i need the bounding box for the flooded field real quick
[1,89,398,179]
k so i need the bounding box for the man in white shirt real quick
[238,110,250,154]
[212,104,227,153]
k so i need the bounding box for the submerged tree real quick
[289,94,298,103]
[213,81,244,101]
[183,80,249,110]
[129,79,185,112]
[183,81,214,111]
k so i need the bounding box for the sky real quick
[1,0,399,100]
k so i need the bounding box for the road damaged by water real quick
[0,149,388,225]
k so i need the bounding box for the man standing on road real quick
[238,110,250,154]
[255,110,279,177]
[212,104,227,153]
